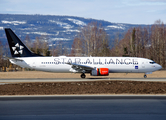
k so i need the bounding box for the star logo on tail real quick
[12,43,24,55]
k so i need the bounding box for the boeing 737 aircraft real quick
[4,28,162,78]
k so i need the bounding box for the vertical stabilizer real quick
[5,28,42,57]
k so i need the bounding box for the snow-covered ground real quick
[2,20,26,25]
[0,14,138,50]
[0,27,3,30]
[67,18,86,26]
[49,20,73,29]
[107,25,124,29]
[63,29,80,32]
[24,32,55,36]
[51,38,71,41]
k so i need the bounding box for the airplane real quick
[4,28,162,78]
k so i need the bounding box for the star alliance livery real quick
[5,28,162,78]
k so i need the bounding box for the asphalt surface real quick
[0,95,166,120]
[1,78,166,83]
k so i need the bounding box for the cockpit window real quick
[149,61,156,64]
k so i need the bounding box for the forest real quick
[0,20,165,71]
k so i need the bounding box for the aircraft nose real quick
[157,64,162,70]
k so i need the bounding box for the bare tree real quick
[24,35,31,49]
[111,20,166,68]
[150,20,166,68]
[71,22,110,56]
[30,35,50,56]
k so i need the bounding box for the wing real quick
[66,62,94,73]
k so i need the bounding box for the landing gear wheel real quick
[144,75,147,78]
[81,73,86,78]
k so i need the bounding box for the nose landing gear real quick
[144,74,147,78]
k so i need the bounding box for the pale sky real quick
[0,0,166,24]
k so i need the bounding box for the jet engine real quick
[91,68,109,76]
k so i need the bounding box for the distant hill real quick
[0,14,147,49]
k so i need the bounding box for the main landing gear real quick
[81,73,86,78]
[144,74,147,78]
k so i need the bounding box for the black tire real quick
[144,75,147,78]
[81,73,86,78]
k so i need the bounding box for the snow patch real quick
[20,28,38,30]
[49,20,73,29]
[67,18,86,26]
[0,27,3,30]
[2,20,26,25]
[24,32,54,36]
[51,38,71,41]
[107,25,124,29]
[0,83,10,85]
[56,31,59,36]
[63,29,80,32]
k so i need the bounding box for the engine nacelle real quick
[91,68,109,76]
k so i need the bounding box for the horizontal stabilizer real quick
[4,56,23,61]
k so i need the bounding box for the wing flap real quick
[67,62,94,72]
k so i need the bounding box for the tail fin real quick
[5,28,42,57]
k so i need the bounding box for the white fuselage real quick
[9,56,162,74]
